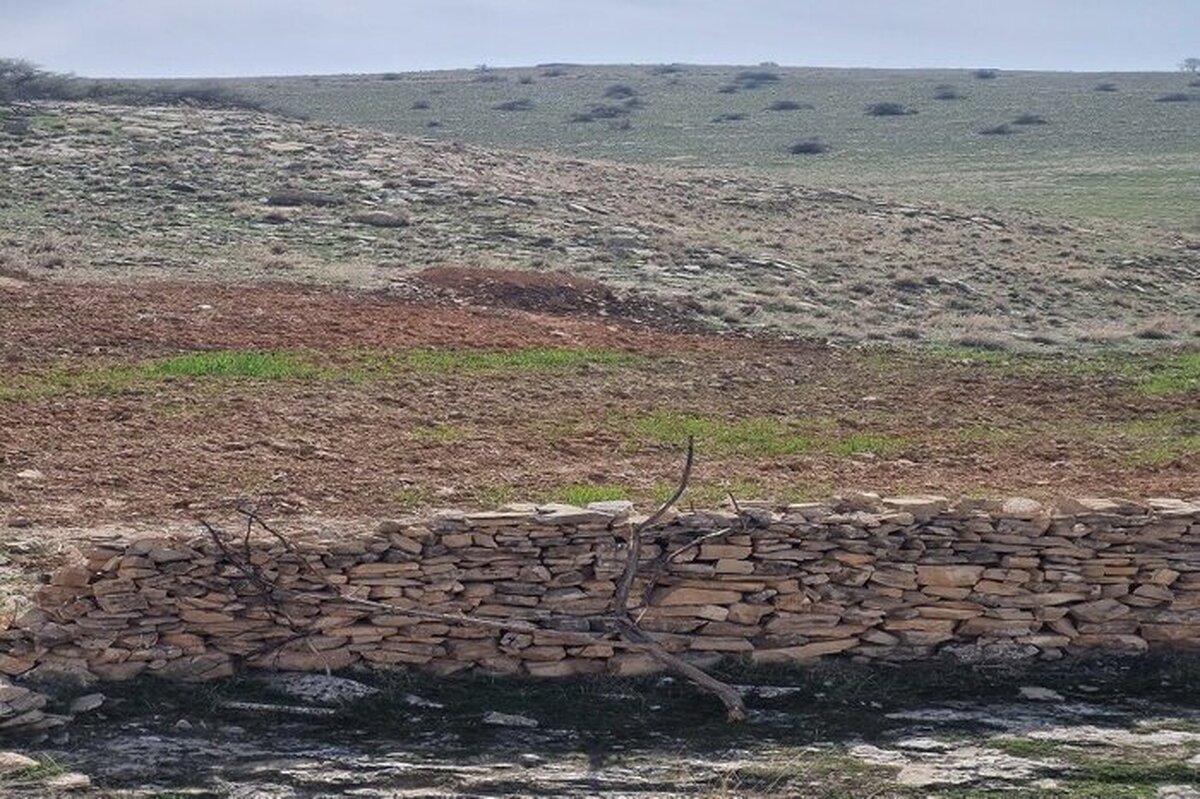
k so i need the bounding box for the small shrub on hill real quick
[711,112,747,123]
[866,102,915,116]
[381,73,402,81]
[733,70,781,89]
[716,84,739,94]
[266,189,346,207]
[972,68,999,80]
[650,64,684,75]
[1155,92,1192,102]
[932,84,964,100]
[1190,79,1200,88]
[541,68,567,77]
[411,100,430,110]
[603,83,637,99]
[493,98,534,111]
[1094,82,1119,92]
[767,99,812,110]
[517,76,534,85]
[1012,113,1048,125]
[569,102,635,123]
[789,138,828,154]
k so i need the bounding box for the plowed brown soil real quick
[1,274,1196,532]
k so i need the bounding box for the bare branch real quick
[613,435,694,612]
[616,618,746,722]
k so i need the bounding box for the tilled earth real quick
[1,274,1196,535]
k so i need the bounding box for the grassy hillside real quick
[2,102,1197,350]
[219,65,1200,230]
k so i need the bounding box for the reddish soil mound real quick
[413,266,702,328]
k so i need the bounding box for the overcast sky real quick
[1,0,1196,78]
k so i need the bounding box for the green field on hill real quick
[221,64,1200,230]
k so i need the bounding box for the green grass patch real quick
[831,433,906,457]
[1120,412,1200,465]
[0,347,642,403]
[0,349,324,401]
[632,411,815,456]
[391,486,431,508]
[550,482,629,506]
[471,484,519,509]
[403,348,640,374]
[987,736,1065,758]
[714,751,898,797]
[147,350,320,380]
[1137,351,1200,394]
[1077,760,1200,786]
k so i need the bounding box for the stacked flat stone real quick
[2,495,1199,685]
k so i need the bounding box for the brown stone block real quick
[750,638,858,665]
[916,565,984,588]
[652,587,742,606]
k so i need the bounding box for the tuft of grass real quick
[1120,412,1200,465]
[713,752,898,798]
[472,484,518,508]
[391,486,431,508]
[832,433,905,457]
[631,412,814,456]
[551,483,629,506]
[409,424,467,443]
[403,347,640,374]
[987,737,1064,758]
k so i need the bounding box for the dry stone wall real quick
[3,495,1200,696]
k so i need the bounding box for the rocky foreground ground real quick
[2,661,1200,796]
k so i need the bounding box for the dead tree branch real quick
[194,436,745,722]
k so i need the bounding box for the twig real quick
[613,436,694,612]
[615,618,747,722]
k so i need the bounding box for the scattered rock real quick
[259,672,379,705]
[45,772,91,791]
[0,751,38,773]
[482,711,538,728]
[68,693,105,714]
[1018,686,1064,702]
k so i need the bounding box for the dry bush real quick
[932,84,964,100]
[1012,113,1048,125]
[603,84,638,99]
[788,139,828,155]
[866,102,915,116]
[767,100,812,111]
